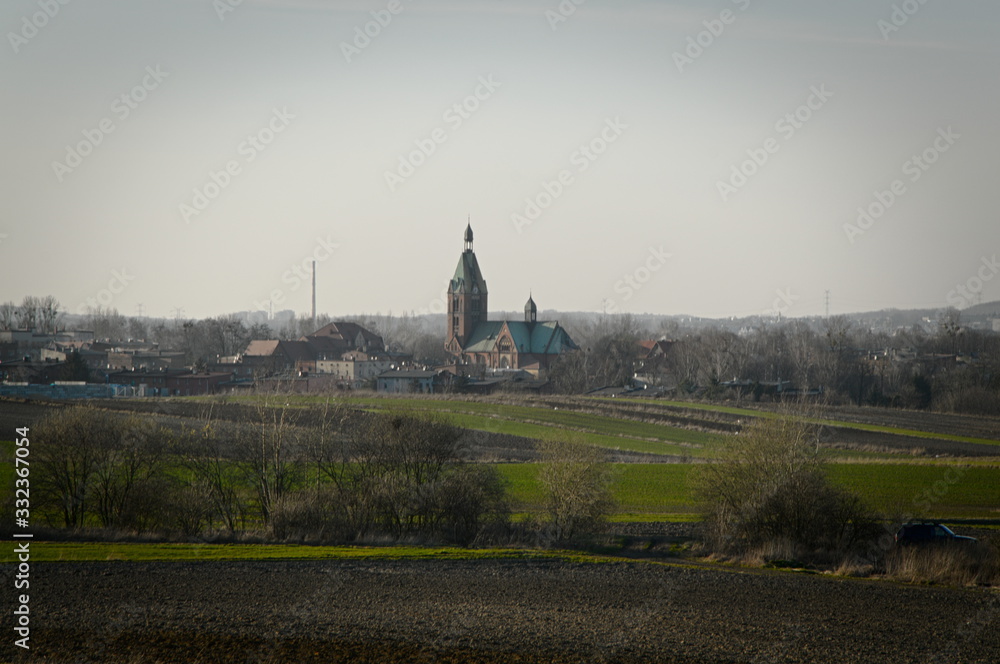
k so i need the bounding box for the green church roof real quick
[451,250,488,295]
[462,320,578,355]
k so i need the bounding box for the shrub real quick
[697,417,881,559]
[537,439,616,545]
[426,465,510,546]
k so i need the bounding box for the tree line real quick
[22,402,614,547]
[548,311,1000,416]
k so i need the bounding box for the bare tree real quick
[91,416,166,529]
[37,295,61,333]
[15,296,40,331]
[537,439,616,544]
[174,418,248,533]
[34,408,122,528]
[0,301,15,330]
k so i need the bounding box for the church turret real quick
[447,223,488,352]
[525,294,537,324]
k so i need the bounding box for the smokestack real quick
[311,260,317,327]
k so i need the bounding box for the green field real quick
[826,464,1000,519]
[5,396,998,538]
[212,394,728,458]
[497,462,1000,521]
[218,394,1000,460]
[0,541,624,565]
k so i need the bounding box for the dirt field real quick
[5,558,998,663]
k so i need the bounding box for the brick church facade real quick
[445,224,578,374]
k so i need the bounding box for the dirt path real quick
[5,558,998,663]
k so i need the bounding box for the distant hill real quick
[960,300,1000,318]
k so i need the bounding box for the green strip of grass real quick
[615,398,1000,448]
[335,396,725,456]
[263,394,1000,452]
[499,461,1000,521]
[498,463,698,516]
[826,464,1000,519]
[0,542,623,565]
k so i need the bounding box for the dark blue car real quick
[894,522,978,546]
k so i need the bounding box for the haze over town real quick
[3,0,998,321]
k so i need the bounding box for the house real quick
[308,322,385,355]
[241,339,314,374]
[41,341,111,370]
[239,322,385,377]
[0,359,68,384]
[376,369,445,394]
[444,224,578,375]
[167,372,233,396]
[105,368,188,396]
[105,349,185,371]
[316,350,397,387]
[105,369,233,396]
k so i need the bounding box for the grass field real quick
[825,464,1000,519]
[597,398,1000,448]
[5,395,998,541]
[497,462,1000,521]
[0,541,624,565]
[219,394,1000,460]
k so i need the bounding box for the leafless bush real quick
[424,464,511,545]
[33,407,169,530]
[537,439,616,545]
[697,417,881,561]
[270,489,350,542]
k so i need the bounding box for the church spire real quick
[464,220,474,252]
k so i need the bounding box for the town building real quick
[444,224,578,374]
[376,369,445,394]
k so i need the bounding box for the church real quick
[445,224,578,375]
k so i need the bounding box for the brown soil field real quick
[4,558,998,663]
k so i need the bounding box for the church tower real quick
[524,294,537,324]
[446,223,488,353]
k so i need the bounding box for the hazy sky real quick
[3,0,998,320]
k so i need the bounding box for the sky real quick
[2,0,998,321]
